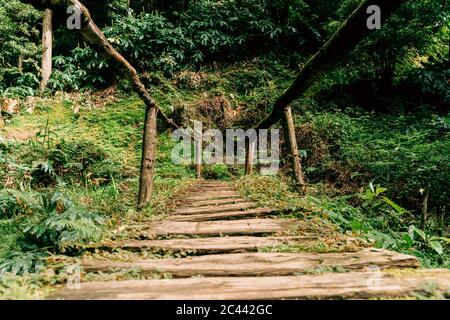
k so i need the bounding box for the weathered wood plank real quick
[51,269,450,300]
[81,249,420,278]
[141,219,290,237]
[186,191,239,198]
[183,195,242,201]
[177,198,250,207]
[99,236,315,253]
[171,202,257,215]
[197,181,231,185]
[195,186,234,190]
[168,208,278,222]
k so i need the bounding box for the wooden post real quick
[40,8,52,96]
[138,107,158,209]
[244,135,257,175]
[194,126,202,179]
[281,106,305,191]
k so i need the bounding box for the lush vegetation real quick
[0,0,449,296]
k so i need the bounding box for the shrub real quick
[203,164,233,180]
[18,191,105,252]
[30,139,122,188]
[296,111,450,219]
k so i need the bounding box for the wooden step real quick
[183,195,242,201]
[168,208,277,222]
[177,198,250,207]
[140,219,290,237]
[185,191,239,198]
[51,269,450,300]
[197,181,231,186]
[81,249,420,278]
[171,202,257,215]
[99,236,315,254]
[195,186,234,190]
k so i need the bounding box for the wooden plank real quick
[141,219,289,237]
[197,181,230,185]
[168,208,277,222]
[195,186,233,190]
[81,249,420,278]
[51,269,450,300]
[99,236,316,253]
[183,195,242,201]
[186,191,239,197]
[171,202,257,215]
[177,198,250,207]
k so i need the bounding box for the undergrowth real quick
[236,175,449,267]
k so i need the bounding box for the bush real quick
[0,190,106,274]
[296,111,450,220]
[48,48,110,92]
[0,190,36,219]
[203,164,233,180]
[30,139,122,188]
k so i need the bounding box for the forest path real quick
[51,181,450,300]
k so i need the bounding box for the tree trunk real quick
[281,106,305,190]
[18,55,24,72]
[39,8,52,96]
[138,106,158,209]
[421,188,429,231]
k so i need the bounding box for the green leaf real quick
[403,233,414,247]
[411,226,427,241]
[429,241,443,255]
[382,197,407,214]
[375,187,388,195]
[430,236,450,244]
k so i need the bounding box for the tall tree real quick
[39,8,52,95]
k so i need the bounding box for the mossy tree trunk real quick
[138,107,158,209]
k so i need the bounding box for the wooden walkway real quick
[51,181,450,300]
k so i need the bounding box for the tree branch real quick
[255,0,408,130]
